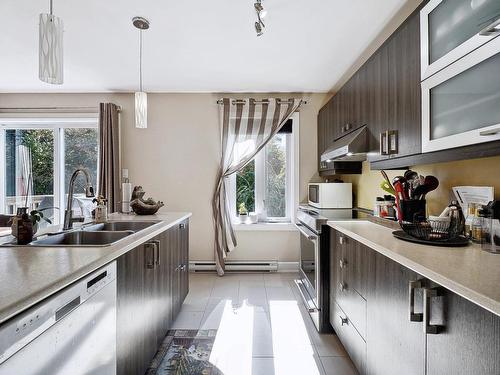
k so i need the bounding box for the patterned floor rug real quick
[146,330,222,375]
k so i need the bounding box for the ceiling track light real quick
[39,0,64,84]
[132,16,150,129]
[254,0,266,36]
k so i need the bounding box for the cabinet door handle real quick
[339,315,348,326]
[408,280,423,322]
[479,127,500,136]
[339,259,348,269]
[179,223,186,229]
[153,240,161,267]
[339,236,345,245]
[479,16,500,36]
[339,282,347,292]
[423,288,443,334]
[145,242,155,269]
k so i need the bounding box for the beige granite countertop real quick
[328,220,500,317]
[0,211,191,324]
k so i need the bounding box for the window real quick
[229,113,298,224]
[0,118,99,227]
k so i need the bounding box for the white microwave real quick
[308,183,352,209]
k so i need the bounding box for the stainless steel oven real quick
[294,205,358,333]
[296,222,320,310]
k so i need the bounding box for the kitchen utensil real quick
[413,175,439,199]
[404,169,418,181]
[380,181,396,196]
[381,170,393,189]
[392,176,407,221]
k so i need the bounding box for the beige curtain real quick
[98,103,120,213]
[212,98,302,276]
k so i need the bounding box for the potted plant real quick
[238,202,249,223]
[29,208,53,234]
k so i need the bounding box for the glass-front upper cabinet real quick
[420,0,500,80]
[421,37,500,153]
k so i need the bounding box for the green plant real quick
[238,202,248,215]
[236,160,255,214]
[29,208,53,226]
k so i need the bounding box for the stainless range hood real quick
[321,125,368,162]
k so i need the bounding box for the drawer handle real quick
[339,259,348,269]
[339,316,348,326]
[479,16,500,37]
[339,236,345,245]
[339,282,347,292]
[423,288,443,334]
[180,223,186,229]
[408,280,423,322]
[479,127,500,136]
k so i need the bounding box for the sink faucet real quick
[63,169,95,230]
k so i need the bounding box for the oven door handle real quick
[295,223,318,240]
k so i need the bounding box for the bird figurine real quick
[130,186,164,215]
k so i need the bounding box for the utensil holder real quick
[399,199,426,223]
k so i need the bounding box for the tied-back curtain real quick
[212,98,302,276]
[98,103,120,213]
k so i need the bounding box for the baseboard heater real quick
[189,260,279,273]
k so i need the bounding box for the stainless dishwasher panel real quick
[0,261,117,375]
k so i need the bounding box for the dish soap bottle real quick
[93,195,108,223]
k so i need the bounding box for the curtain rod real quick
[0,106,122,114]
[216,99,307,105]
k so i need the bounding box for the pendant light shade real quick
[135,92,148,129]
[133,17,150,129]
[39,2,63,84]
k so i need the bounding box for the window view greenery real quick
[64,128,98,192]
[5,129,54,197]
[236,160,255,214]
[235,133,289,219]
[3,126,98,223]
[265,134,287,218]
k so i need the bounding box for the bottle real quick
[471,205,483,243]
[122,169,132,214]
[94,196,108,223]
[464,203,476,239]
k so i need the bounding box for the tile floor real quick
[171,272,358,375]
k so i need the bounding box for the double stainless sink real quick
[4,221,160,247]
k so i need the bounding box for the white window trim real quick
[228,112,300,227]
[0,117,99,224]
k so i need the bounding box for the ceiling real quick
[1,0,412,93]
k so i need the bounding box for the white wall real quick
[0,92,327,262]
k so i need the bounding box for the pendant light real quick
[133,17,150,129]
[39,0,64,84]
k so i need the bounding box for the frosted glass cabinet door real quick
[421,0,500,80]
[422,37,500,153]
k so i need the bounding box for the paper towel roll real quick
[122,182,132,213]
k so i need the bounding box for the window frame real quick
[0,117,99,224]
[228,112,299,225]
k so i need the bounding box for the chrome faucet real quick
[63,169,95,230]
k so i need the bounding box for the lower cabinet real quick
[330,228,500,375]
[117,220,190,375]
[366,251,425,375]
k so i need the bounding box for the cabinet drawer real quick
[331,301,366,374]
[338,287,367,340]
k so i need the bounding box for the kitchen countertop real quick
[328,220,500,317]
[0,211,191,325]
